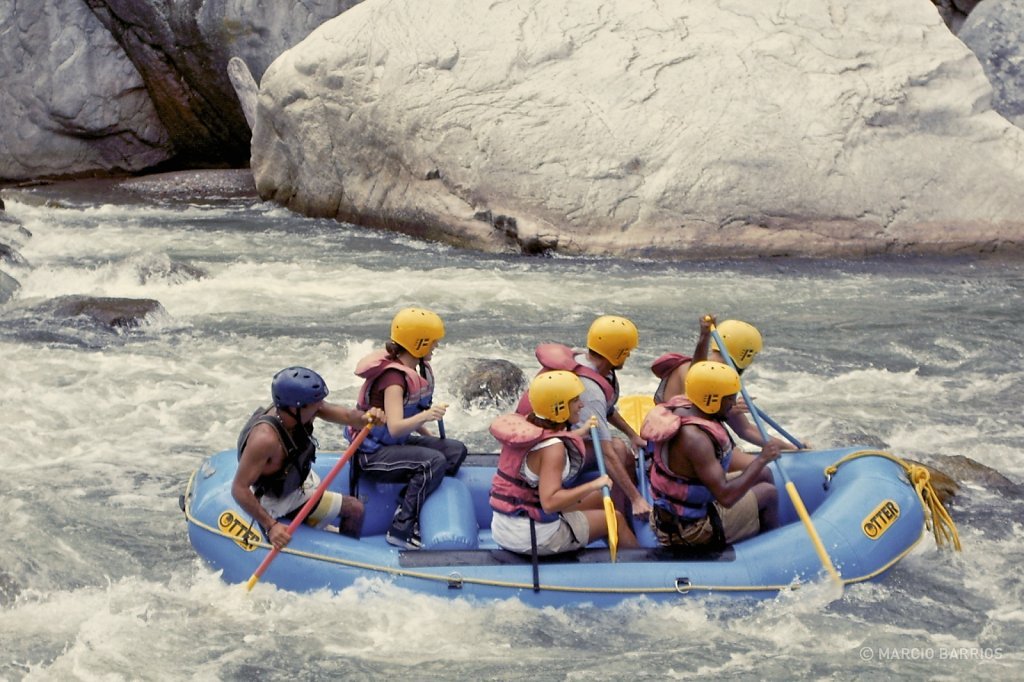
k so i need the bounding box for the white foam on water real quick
[2,184,1023,680]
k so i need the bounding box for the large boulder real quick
[0,1,364,181]
[959,0,1024,129]
[932,0,984,33]
[252,0,1024,259]
[452,358,527,410]
[0,0,170,181]
[35,295,167,332]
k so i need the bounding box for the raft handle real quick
[447,572,464,590]
[674,577,692,594]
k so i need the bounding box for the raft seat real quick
[419,477,480,550]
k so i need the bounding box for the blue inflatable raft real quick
[182,447,932,606]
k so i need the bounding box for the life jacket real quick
[236,406,317,499]
[640,395,734,521]
[488,413,586,522]
[650,352,692,404]
[515,343,619,417]
[348,349,434,453]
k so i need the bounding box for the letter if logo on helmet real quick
[553,400,566,417]
[415,338,430,351]
[703,394,719,407]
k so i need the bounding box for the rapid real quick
[0,176,1021,680]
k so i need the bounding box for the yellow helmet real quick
[685,361,741,415]
[528,371,585,423]
[711,320,763,369]
[390,307,445,358]
[587,315,639,368]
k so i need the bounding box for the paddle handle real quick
[589,425,612,496]
[758,410,804,450]
[245,424,372,591]
[590,424,619,563]
[708,330,778,469]
[784,480,839,582]
[709,327,842,586]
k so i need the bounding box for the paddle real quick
[756,409,804,450]
[709,326,843,588]
[590,423,619,563]
[617,393,654,501]
[245,423,372,591]
[435,401,448,439]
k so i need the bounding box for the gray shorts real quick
[537,511,591,555]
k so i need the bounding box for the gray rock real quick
[930,453,1021,494]
[932,0,984,33]
[0,0,171,181]
[253,0,1024,259]
[228,58,259,131]
[35,295,167,331]
[131,253,207,285]
[452,358,527,409]
[0,217,32,248]
[0,270,20,305]
[0,242,28,267]
[960,0,1024,128]
[1,1,364,181]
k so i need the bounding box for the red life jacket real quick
[640,395,735,521]
[515,343,619,416]
[489,413,585,522]
[348,349,434,452]
[650,352,692,403]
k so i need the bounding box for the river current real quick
[0,175,1021,680]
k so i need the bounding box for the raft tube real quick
[182,447,926,607]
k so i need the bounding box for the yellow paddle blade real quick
[603,496,619,563]
[618,393,655,434]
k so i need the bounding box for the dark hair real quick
[385,340,407,360]
[526,413,570,431]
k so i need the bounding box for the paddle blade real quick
[603,496,618,563]
[618,394,655,434]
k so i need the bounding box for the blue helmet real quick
[271,367,329,408]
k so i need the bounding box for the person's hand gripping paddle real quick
[245,422,373,591]
[709,322,842,590]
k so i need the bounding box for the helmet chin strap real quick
[280,405,307,427]
[279,404,315,449]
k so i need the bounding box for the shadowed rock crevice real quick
[83,0,251,168]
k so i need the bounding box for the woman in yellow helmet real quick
[490,371,638,555]
[650,315,804,471]
[517,315,652,520]
[348,307,468,549]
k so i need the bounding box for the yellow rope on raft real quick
[824,450,961,551]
